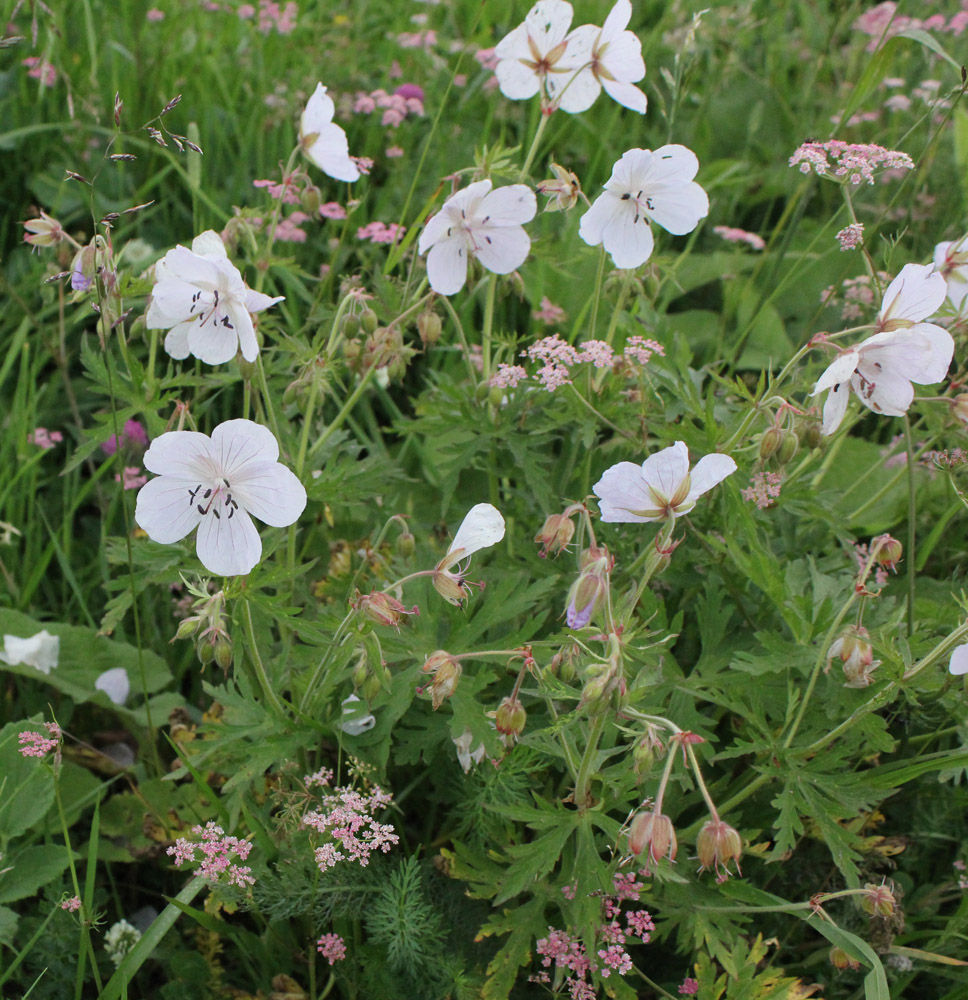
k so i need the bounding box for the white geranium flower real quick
[417,181,537,295]
[135,419,307,577]
[494,0,578,103]
[933,235,968,311]
[0,630,59,674]
[593,441,736,522]
[578,146,709,269]
[812,264,953,435]
[299,83,360,183]
[146,231,283,366]
[95,667,130,706]
[548,0,647,114]
[433,503,506,605]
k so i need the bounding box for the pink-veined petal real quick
[195,504,262,576]
[418,208,454,253]
[685,453,737,504]
[187,316,241,366]
[859,327,953,385]
[135,475,204,543]
[210,419,280,470]
[163,321,193,359]
[602,203,654,269]
[147,277,211,328]
[447,502,506,561]
[645,179,708,235]
[640,442,691,503]
[143,430,217,479]
[602,78,647,113]
[523,0,574,48]
[426,237,469,295]
[155,246,224,289]
[857,366,914,417]
[593,461,663,522]
[230,462,307,527]
[821,383,850,435]
[244,289,284,314]
[812,351,859,395]
[478,184,537,225]
[226,304,259,363]
[475,225,531,275]
[550,65,602,113]
[578,192,622,248]
[877,263,946,325]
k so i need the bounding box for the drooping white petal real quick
[154,246,224,289]
[877,263,946,326]
[305,124,360,183]
[223,303,259,363]
[447,503,506,561]
[578,192,622,249]
[301,83,336,135]
[230,462,307,527]
[821,383,850,436]
[686,453,737,504]
[0,630,59,674]
[135,475,205,543]
[949,643,968,675]
[475,225,531,274]
[195,503,262,576]
[143,430,217,479]
[859,328,954,386]
[163,322,193,360]
[478,184,537,225]
[600,18,645,80]
[426,238,469,295]
[95,667,130,705]
[602,78,647,114]
[812,351,860,396]
[593,461,663,522]
[639,441,691,502]
[418,209,454,254]
[244,289,285,314]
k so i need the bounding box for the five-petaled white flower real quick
[579,146,708,269]
[146,231,283,366]
[593,441,736,522]
[417,181,537,295]
[548,0,647,114]
[494,0,578,104]
[812,263,953,435]
[135,419,307,577]
[933,236,968,312]
[299,83,360,183]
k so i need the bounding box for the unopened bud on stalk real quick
[633,727,664,779]
[356,590,416,630]
[416,309,442,346]
[696,818,743,877]
[797,418,823,451]
[361,672,383,703]
[628,810,677,864]
[775,429,798,465]
[758,426,782,462]
[860,882,896,917]
[422,650,461,710]
[214,637,233,672]
[874,534,902,571]
[175,616,202,641]
[360,307,378,334]
[494,696,527,738]
[197,638,216,666]
[396,530,415,559]
[301,184,321,215]
[827,624,879,688]
[828,946,861,971]
[534,513,575,558]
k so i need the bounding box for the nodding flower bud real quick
[628,810,677,865]
[566,547,612,629]
[536,162,581,212]
[360,308,379,335]
[874,534,902,571]
[632,727,664,779]
[758,426,783,462]
[214,637,233,672]
[23,210,66,248]
[416,309,442,346]
[952,393,968,427]
[775,429,798,465]
[534,513,575,558]
[828,946,861,971]
[494,696,527,738]
[826,625,879,689]
[174,616,202,641]
[432,567,468,606]
[301,184,322,216]
[422,651,462,710]
[356,590,418,630]
[860,882,896,917]
[696,819,743,878]
[396,529,416,559]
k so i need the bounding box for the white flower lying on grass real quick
[593,441,736,522]
[418,181,536,295]
[0,630,59,674]
[811,263,953,435]
[579,146,708,268]
[146,231,283,366]
[549,0,647,114]
[135,419,306,577]
[300,83,361,183]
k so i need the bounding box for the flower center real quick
[188,477,241,520]
[620,189,655,224]
[190,287,236,332]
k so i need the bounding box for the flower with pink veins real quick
[594,441,736,522]
[417,180,536,295]
[811,264,953,435]
[146,230,283,365]
[549,0,647,114]
[933,235,968,311]
[299,83,360,183]
[494,0,579,103]
[579,146,708,269]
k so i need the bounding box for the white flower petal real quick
[340,694,376,735]
[418,208,455,254]
[601,28,645,82]
[550,65,602,113]
[0,630,59,674]
[143,430,216,478]
[602,78,647,114]
[426,237,469,295]
[821,383,850,435]
[195,503,262,576]
[244,289,284,314]
[812,351,859,395]
[301,83,336,135]
[478,184,537,225]
[646,179,708,235]
[495,56,542,101]
[593,461,662,522]
[878,263,946,325]
[524,0,574,48]
[686,453,737,503]
[95,667,130,705]
[210,419,281,468]
[640,441,690,502]
[448,503,505,561]
[600,201,654,268]
[949,643,968,675]
[224,304,259,363]
[230,462,307,527]
[475,225,531,275]
[643,144,700,184]
[857,367,914,417]
[305,124,360,182]
[135,475,205,543]
[155,246,224,289]
[187,315,243,365]
[163,322,193,360]
[190,230,229,260]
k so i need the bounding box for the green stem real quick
[242,598,287,718]
[519,111,551,181]
[588,247,607,342]
[621,519,675,625]
[481,273,497,383]
[573,709,609,810]
[314,366,378,458]
[904,414,917,636]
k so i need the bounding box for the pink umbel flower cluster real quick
[713,225,766,251]
[853,2,968,51]
[352,86,425,127]
[237,1,297,35]
[357,221,406,245]
[253,176,301,205]
[301,776,399,873]
[533,296,567,324]
[61,895,82,912]
[741,471,783,509]
[679,977,699,995]
[789,140,913,185]
[167,822,255,889]
[28,427,63,450]
[319,202,347,220]
[490,335,665,391]
[317,932,347,964]
[18,722,61,758]
[836,222,864,251]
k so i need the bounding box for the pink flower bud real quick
[494,696,527,738]
[628,811,677,864]
[696,819,743,877]
[422,651,462,710]
[534,513,575,557]
[861,882,896,917]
